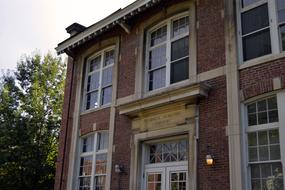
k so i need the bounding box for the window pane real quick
[248,103,257,113]
[242,0,262,7]
[248,132,257,146]
[86,91,99,110]
[269,129,279,144]
[280,24,285,51]
[89,56,101,72]
[268,97,278,110]
[260,164,271,178]
[79,177,91,190]
[248,113,257,126]
[241,4,269,35]
[259,146,269,161]
[95,176,106,190]
[258,131,268,145]
[149,45,167,70]
[258,112,268,124]
[87,72,100,92]
[270,145,281,160]
[149,67,166,91]
[95,154,107,174]
[257,99,267,112]
[104,50,114,66]
[101,86,112,105]
[147,173,162,190]
[172,16,189,38]
[242,29,271,61]
[251,165,260,178]
[249,147,258,162]
[151,26,167,46]
[102,67,112,87]
[82,136,94,153]
[170,58,189,84]
[277,0,285,23]
[97,133,109,151]
[171,37,189,61]
[79,156,93,176]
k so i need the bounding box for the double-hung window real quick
[145,14,190,91]
[245,96,284,190]
[239,0,285,62]
[78,132,109,190]
[84,48,114,110]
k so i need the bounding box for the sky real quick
[0,0,135,71]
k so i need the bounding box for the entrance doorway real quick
[142,137,188,190]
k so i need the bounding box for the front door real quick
[143,138,189,190]
[145,165,188,190]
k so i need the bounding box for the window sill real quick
[144,78,196,99]
[239,52,285,70]
[80,104,111,116]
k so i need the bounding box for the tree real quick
[0,53,66,190]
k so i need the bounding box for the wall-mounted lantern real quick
[206,154,214,166]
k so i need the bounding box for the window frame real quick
[237,0,284,64]
[242,95,285,190]
[77,131,109,190]
[144,12,191,93]
[82,46,115,112]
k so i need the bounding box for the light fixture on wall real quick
[115,164,124,173]
[206,154,214,166]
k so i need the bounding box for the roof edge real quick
[56,0,161,55]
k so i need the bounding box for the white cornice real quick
[56,0,161,54]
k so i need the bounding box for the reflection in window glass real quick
[242,0,262,8]
[149,68,166,91]
[172,16,189,38]
[277,0,285,23]
[280,25,285,51]
[241,4,269,35]
[147,173,162,190]
[243,29,271,61]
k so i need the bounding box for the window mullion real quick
[268,0,280,54]
[98,55,103,106]
[166,20,171,86]
[91,133,98,190]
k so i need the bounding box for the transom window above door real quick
[148,139,188,164]
[83,47,115,111]
[145,13,190,91]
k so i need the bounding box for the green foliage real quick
[0,53,66,190]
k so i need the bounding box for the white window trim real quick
[241,93,285,190]
[237,0,284,65]
[76,131,109,190]
[82,46,115,112]
[144,12,191,93]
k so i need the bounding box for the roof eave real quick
[56,0,161,55]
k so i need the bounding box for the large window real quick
[84,47,114,110]
[145,14,190,91]
[78,132,109,190]
[245,96,284,190]
[239,0,285,62]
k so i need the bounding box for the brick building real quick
[54,0,285,189]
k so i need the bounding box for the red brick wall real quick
[79,108,110,136]
[54,58,78,190]
[198,76,230,190]
[240,59,285,99]
[197,0,226,73]
[117,32,138,98]
[111,112,132,190]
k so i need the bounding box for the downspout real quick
[59,55,75,190]
[195,100,200,190]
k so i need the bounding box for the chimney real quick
[66,23,86,37]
